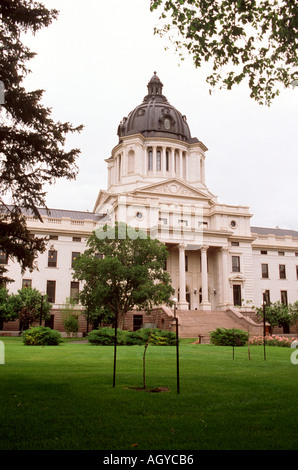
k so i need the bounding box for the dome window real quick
[164,118,171,130]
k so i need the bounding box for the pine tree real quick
[0,0,83,283]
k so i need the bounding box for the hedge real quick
[87,327,176,346]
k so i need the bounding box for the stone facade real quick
[1,74,298,336]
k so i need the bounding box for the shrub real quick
[87,327,176,346]
[210,328,248,346]
[249,335,296,348]
[22,326,62,346]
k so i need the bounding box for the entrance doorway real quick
[233,285,242,307]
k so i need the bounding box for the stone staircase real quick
[175,309,263,341]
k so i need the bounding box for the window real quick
[263,290,270,305]
[279,264,286,279]
[185,255,188,272]
[70,281,79,301]
[71,252,80,268]
[261,250,268,255]
[156,150,161,171]
[278,251,285,256]
[232,256,240,273]
[49,235,58,240]
[281,290,288,306]
[231,241,239,246]
[233,285,242,306]
[261,264,269,279]
[0,249,8,265]
[166,151,169,171]
[296,266,298,280]
[48,250,57,267]
[72,237,81,242]
[46,281,56,303]
[148,150,153,171]
[22,279,32,289]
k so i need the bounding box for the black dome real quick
[117,72,198,143]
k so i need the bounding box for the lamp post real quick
[262,292,267,361]
[173,298,180,394]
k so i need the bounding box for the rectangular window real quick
[71,252,80,268]
[0,249,8,265]
[281,290,288,306]
[264,290,270,305]
[231,241,239,246]
[70,281,79,301]
[261,263,269,279]
[148,150,153,171]
[233,285,242,306]
[73,237,81,242]
[46,281,56,303]
[296,266,298,280]
[49,235,58,240]
[232,256,240,273]
[278,251,285,256]
[22,279,32,289]
[156,150,161,171]
[279,264,286,279]
[48,250,57,267]
[185,255,188,272]
[261,250,268,255]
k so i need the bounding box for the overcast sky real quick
[22,0,298,230]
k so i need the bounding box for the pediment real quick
[229,274,246,285]
[133,179,216,203]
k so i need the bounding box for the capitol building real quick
[2,73,298,337]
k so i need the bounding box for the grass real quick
[0,336,297,450]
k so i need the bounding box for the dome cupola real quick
[117,72,198,144]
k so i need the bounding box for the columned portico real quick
[200,246,211,310]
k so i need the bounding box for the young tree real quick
[0,1,83,283]
[256,301,292,334]
[289,301,298,334]
[150,0,298,105]
[0,286,15,327]
[72,223,175,330]
[10,287,51,330]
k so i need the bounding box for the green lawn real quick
[0,337,297,450]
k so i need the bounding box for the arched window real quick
[148,149,153,171]
[156,150,161,171]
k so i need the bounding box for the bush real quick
[210,328,248,346]
[87,327,176,346]
[249,335,296,348]
[22,326,62,346]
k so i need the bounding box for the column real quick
[178,243,188,310]
[162,147,166,177]
[220,247,230,309]
[200,246,211,310]
[171,148,175,178]
[179,150,183,178]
